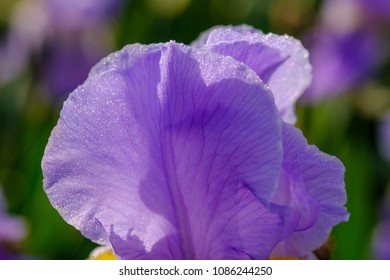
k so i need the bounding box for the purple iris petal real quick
[42,42,285,259]
[271,124,349,258]
[192,25,312,124]
[192,25,348,257]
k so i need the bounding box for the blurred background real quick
[0,0,389,260]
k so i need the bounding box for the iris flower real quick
[42,35,348,259]
[192,25,349,258]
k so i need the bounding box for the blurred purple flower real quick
[0,34,29,84]
[192,25,312,124]
[0,0,120,100]
[0,0,48,83]
[43,0,121,100]
[0,189,25,243]
[193,25,348,258]
[372,196,390,259]
[43,40,106,102]
[42,38,348,259]
[372,222,390,259]
[358,0,390,21]
[0,187,26,260]
[379,113,390,163]
[299,0,384,103]
[46,0,122,32]
[301,27,380,103]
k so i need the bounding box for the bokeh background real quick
[1,0,389,260]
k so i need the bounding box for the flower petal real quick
[42,42,283,259]
[192,25,312,124]
[271,123,349,257]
